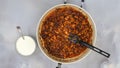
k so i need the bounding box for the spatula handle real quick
[79,41,110,58]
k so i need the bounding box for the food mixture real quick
[39,6,93,59]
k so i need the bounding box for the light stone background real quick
[0,0,120,68]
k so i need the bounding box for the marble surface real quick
[0,0,120,68]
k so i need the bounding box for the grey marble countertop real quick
[0,0,120,68]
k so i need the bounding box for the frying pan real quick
[36,3,97,64]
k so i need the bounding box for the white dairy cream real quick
[16,36,36,56]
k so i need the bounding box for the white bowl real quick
[16,36,36,56]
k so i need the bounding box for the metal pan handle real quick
[64,0,67,4]
[56,63,62,68]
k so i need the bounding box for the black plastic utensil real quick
[68,34,110,58]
